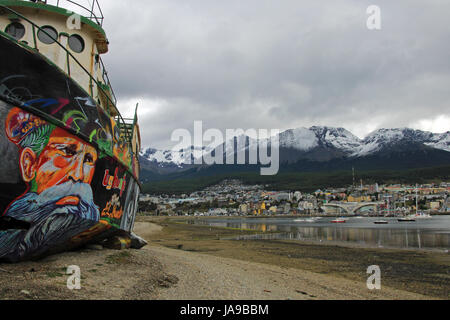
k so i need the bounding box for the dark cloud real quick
[98,0,450,148]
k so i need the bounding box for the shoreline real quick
[143,216,449,299]
[166,215,450,254]
[151,211,450,220]
[0,216,447,300]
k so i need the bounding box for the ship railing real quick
[116,117,136,139]
[42,0,104,26]
[98,55,118,109]
[0,4,134,153]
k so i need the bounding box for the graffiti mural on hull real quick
[0,102,140,262]
[0,30,142,262]
[0,35,139,179]
[0,0,150,263]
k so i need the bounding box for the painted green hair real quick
[19,124,55,156]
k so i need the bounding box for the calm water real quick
[187,216,450,250]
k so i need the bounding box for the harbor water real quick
[186,216,450,250]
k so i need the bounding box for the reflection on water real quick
[187,216,450,250]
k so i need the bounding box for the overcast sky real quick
[94,0,450,149]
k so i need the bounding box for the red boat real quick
[331,218,347,223]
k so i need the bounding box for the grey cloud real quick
[98,0,450,148]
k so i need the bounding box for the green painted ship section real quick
[0,30,138,182]
[0,0,107,48]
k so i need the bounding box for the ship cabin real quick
[0,0,140,177]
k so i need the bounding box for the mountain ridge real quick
[140,126,450,169]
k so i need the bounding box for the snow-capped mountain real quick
[352,128,432,157]
[310,126,363,153]
[425,131,450,153]
[140,143,219,168]
[141,148,194,167]
[140,126,450,170]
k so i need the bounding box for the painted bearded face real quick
[4,108,100,222]
[0,108,100,261]
[26,127,98,202]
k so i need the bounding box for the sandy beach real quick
[0,216,448,300]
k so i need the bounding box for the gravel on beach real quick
[0,218,447,300]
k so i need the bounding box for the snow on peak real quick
[141,127,450,166]
[277,126,362,153]
[279,128,318,150]
[351,128,440,156]
[310,126,362,153]
[425,131,450,152]
[141,148,191,166]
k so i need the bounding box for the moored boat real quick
[411,212,432,219]
[397,184,424,223]
[331,218,347,224]
[0,0,145,262]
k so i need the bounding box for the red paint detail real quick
[120,179,126,197]
[65,117,73,128]
[56,196,80,206]
[112,167,119,189]
[51,98,70,115]
[102,169,110,187]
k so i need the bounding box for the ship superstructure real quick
[0,0,144,262]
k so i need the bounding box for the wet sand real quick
[144,216,449,299]
[0,215,448,300]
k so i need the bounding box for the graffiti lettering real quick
[0,75,29,102]
[62,110,88,133]
[74,96,96,108]
[101,194,124,222]
[102,167,127,196]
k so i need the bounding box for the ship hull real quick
[0,33,141,262]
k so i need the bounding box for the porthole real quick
[37,25,58,44]
[68,34,85,53]
[5,22,25,40]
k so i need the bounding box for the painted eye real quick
[60,145,77,156]
[84,153,94,164]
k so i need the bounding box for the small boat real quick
[411,212,432,219]
[374,220,389,224]
[397,184,426,223]
[295,216,322,223]
[331,218,347,224]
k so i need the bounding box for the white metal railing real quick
[39,0,104,26]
